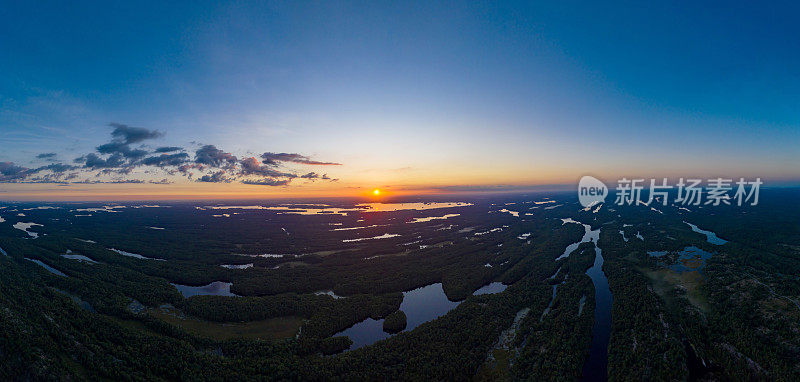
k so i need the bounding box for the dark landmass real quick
[1,189,798,380]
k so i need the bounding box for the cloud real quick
[72,122,163,171]
[242,178,292,186]
[261,152,341,166]
[12,162,87,183]
[109,123,164,144]
[197,170,231,183]
[36,153,57,160]
[33,163,77,173]
[0,162,30,181]
[240,157,296,178]
[178,163,203,174]
[154,146,183,153]
[71,179,147,184]
[96,141,148,159]
[0,162,28,175]
[77,153,127,169]
[1,123,341,186]
[106,179,146,184]
[195,145,238,168]
[141,152,190,167]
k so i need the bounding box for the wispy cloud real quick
[36,152,57,160]
[261,152,341,166]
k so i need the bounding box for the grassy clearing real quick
[149,305,302,341]
[475,349,511,381]
[643,267,709,312]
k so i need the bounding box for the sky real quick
[1,1,799,200]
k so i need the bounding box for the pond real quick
[110,248,166,261]
[220,263,253,269]
[13,222,43,238]
[649,246,714,273]
[473,282,508,295]
[408,214,461,223]
[314,290,345,299]
[62,254,98,263]
[685,222,727,245]
[171,281,237,297]
[342,233,401,243]
[53,288,95,312]
[498,209,520,217]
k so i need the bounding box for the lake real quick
[334,280,507,350]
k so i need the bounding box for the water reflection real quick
[649,246,714,273]
[557,218,600,260]
[358,202,473,212]
[53,288,95,312]
[220,263,253,269]
[63,254,98,263]
[110,248,165,261]
[498,209,520,217]
[685,222,728,245]
[206,202,473,216]
[473,282,508,295]
[171,281,237,297]
[314,290,345,299]
[25,258,67,276]
[582,242,612,381]
[13,222,43,238]
[342,233,400,243]
[408,214,460,223]
[334,283,463,350]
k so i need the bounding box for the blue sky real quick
[1,1,799,198]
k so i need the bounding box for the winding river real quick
[581,241,612,381]
[559,218,612,381]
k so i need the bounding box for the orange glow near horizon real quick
[4,169,791,202]
[0,182,447,201]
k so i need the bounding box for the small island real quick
[383,310,407,333]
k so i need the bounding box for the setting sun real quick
[373,189,381,195]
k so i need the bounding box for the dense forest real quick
[1,190,799,380]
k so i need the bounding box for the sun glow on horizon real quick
[373,189,381,195]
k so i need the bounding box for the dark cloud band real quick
[1,123,340,187]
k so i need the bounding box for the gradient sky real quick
[1,1,799,200]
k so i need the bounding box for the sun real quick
[373,189,381,196]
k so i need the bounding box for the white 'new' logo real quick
[578,176,608,208]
